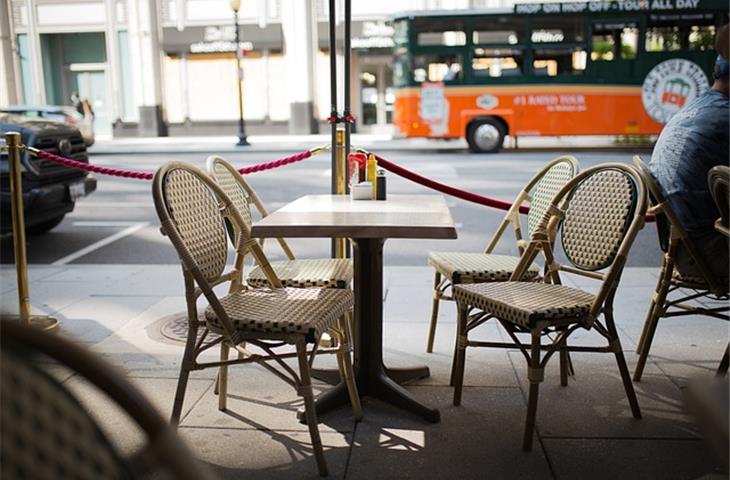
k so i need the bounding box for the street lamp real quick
[230,0,250,146]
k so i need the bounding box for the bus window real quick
[591,22,638,61]
[646,26,681,51]
[530,16,585,43]
[688,25,716,51]
[414,18,466,46]
[472,48,523,78]
[646,13,718,52]
[533,48,586,76]
[413,54,464,83]
[472,17,527,45]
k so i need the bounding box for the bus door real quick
[589,20,640,80]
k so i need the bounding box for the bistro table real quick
[251,194,457,423]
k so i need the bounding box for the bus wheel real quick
[467,118,505,153]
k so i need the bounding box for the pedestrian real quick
[648,23,729,279]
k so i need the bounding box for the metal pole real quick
[234,9,250,146]
[328,0,338,257]
[6,131,59,331]
[343,0,352,188]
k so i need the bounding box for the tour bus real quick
[392,0,729,152]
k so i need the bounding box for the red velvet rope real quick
[373,153,530,215]
[373,153,655,222]
[32,148,313,179]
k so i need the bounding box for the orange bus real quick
[392,0,728,152]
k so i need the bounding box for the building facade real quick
[1,0,509,137]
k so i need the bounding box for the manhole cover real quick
[150,311,221,344]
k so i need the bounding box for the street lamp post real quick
[230,0,249,146]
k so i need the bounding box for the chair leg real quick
[717,343,729,377]
[296,340,328,477]
[217,342,230,411]
[171,325,198,426]
[633,266,672,381]
[426,272,442,353]
[452,304,468,406]
[335,317,363,421]
[605,312,642,419]
[523,329,543,451]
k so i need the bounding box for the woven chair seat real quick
[428,252,540,283]
[247,258,353,289]
[205,287,353,341]
[455,282,595,328]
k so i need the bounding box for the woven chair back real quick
[526,156,579,237]
[633,156,723,292]
[709,165,730,234]
[560,167,640,271]
[485,155,578,253]
[0,321,216,480]
[207,156,254,231]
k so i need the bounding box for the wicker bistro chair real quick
[426,155,578,353]
[152,162,362,477]
[206,155,353,290]
[451,163,647,451]
[632,157,729,382]
[708,165,730,376]
[1,320,216,480]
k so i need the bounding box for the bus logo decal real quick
[476,94,499,110]
[641,58,709,124]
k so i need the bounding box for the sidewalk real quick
[1,264,727,479]
[90,134,654,155]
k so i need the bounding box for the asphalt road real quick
[0,147,662,268]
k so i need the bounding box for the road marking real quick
[52,221,150,265]
[72,221,144,227]
[76,202,152,208]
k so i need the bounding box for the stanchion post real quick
[335,126,348,259]
[7,132,31,324]
[5,131,59,332]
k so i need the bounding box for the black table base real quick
[310,238,440,423]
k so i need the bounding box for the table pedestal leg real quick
[312,238,440,423]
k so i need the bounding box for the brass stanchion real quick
[5,132,59,332]
[334,127,348,259]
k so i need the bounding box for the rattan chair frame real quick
[708,164,730,376]
[152,161,362,477]
[451,163,647,451]
[1,320,216,480]
[426,155,579,353]
[632,157,729,382]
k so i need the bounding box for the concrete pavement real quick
[0,263,727,479]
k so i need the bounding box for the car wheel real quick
[467,118,505,153]
[26,215,65,235]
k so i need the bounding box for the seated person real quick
[649,24,729,280]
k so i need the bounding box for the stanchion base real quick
[2,315,60,333]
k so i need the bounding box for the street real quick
[0,145,662,268]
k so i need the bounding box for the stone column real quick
[127,0,167,136]
[0,0,20,105]
[105,0,123,126]
[24,0,45,104]
[282,0,318,133]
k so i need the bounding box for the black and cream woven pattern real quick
[212,162,254,230]
[1,352,127,480]
[455,282,595,328]
[428,252,540,283]
[560,169,636,271]
[165,169,228,283]
[527,160,576,236]
[205,287,353,340]
[247,258,353,288]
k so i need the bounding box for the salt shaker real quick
[376,169,386,200]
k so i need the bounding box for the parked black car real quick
[1,113,97,234]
